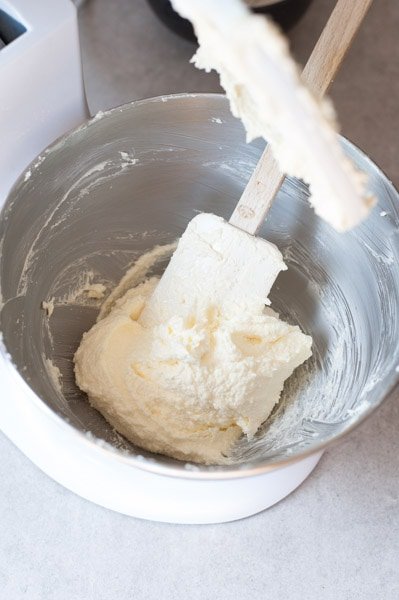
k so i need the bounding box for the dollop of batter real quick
[74,215,312,464]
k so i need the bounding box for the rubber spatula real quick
[140,0,374,327]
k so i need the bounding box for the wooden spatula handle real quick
[229,0,374,235]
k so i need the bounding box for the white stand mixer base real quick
[0,360,322,524]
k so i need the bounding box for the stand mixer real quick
[0,0,398,524]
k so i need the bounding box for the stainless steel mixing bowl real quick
[1,93,398,476]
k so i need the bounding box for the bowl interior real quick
[1,94,399,472]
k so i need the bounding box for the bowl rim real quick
[1,91,399,481]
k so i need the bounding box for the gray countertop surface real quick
[1,0,398,598]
